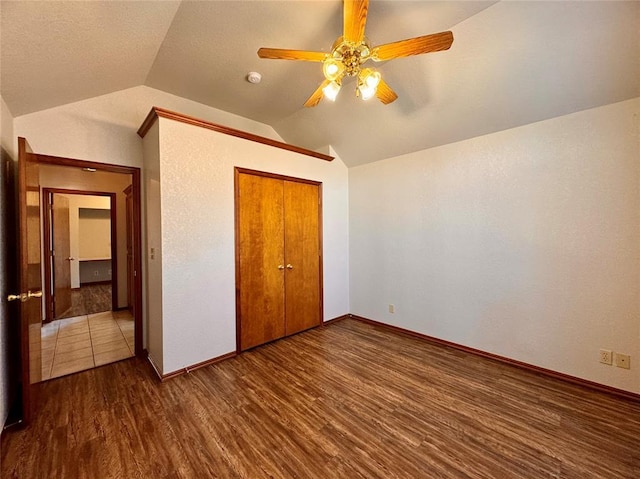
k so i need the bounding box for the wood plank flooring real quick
[2,318,639,478]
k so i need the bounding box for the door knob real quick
[286,264,293,270]
[278,265,285,270]
[67,257,75,261]
[7,291,41,302]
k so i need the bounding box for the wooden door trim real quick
[138,107,335,162]
[234,168,324,353]
[24,145,144,357]
[42,188,118,321]
[235,167,322,186]
[124,184,134,312]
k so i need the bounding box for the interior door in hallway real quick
[52,193,72,317]
[236,169,322,351]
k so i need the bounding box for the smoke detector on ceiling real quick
[246,72,262,84]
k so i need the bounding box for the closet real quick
[236,168,322,351]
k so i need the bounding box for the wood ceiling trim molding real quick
[137,107,335,162]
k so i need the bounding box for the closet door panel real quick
[283,181,321,335]
[238,174,286,350]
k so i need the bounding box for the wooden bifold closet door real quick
[236,169,322,351]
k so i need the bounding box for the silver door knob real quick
[278,265,285,270]
[286,264,293,270]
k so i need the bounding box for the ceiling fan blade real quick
[376,79,398,105]
[372,31,454,61]
[304,80,331,108]
[257,48,327,62]
[343,0,369,44]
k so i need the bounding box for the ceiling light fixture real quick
[322,80,342,102]
[257,0,454,107]
[357,67,381,101]
[318,38,380,102]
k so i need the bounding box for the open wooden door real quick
[7,137,43,426]
[52,193,72,318]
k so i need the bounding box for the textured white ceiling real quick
[2,1,639,166]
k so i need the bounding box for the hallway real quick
[41,310,134,380]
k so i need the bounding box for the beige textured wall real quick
[349,98,640,394]
[142,121,163,372]
[65,194,111,288]
[152,118,350,375]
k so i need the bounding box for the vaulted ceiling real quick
[1,1,638,166]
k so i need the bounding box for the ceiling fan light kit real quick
[257,0,454,107]
[322,80,342,102]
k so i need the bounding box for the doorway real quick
[35,158,142,381]
[43,189,118,321]
[8,139,143,427]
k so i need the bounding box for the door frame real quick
[42,188,118,322]
[234,167,324,352]
[32,152,144,356]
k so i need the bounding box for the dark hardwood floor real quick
[2,318,639,478]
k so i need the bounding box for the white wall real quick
[350,98,640,394]
[66,195,111,288]
[152,117,349,375]
[14,85,284,168]
[0,95,15,429]
[78,208,112,260]
[142,121,163,372]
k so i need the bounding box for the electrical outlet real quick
[615,353,631,369]
[599,349,613,365]
[388,304,395,314]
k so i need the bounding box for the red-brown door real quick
[283,180,321,335]
[52,193,72,318]
[10,137,43,425]
[236,170,322,351]
[237,173,286,350]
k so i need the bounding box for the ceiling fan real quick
[257,0,454,107]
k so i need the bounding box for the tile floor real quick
[41,310,134,380]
